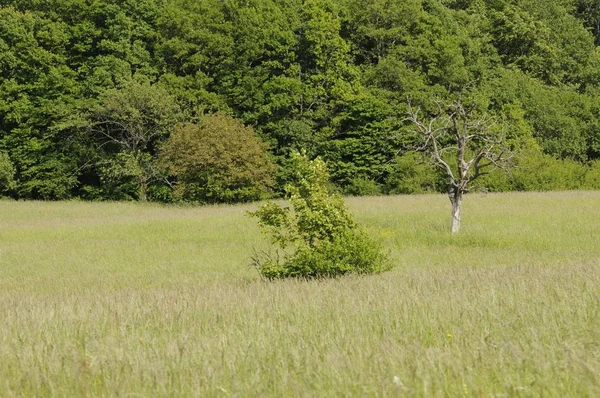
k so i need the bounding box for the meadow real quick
[0,191,599,397]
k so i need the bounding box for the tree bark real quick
[450,190,462,234]
[139,174,148,202]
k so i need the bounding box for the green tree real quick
[85,80,181,201]
[2,0,599,200]
[160,113,276,203]
[576,0,600,45]
[489,0,597,87]
[319,91,405,191]
[0,6,82,199]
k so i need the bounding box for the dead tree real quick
[406,96,513,233]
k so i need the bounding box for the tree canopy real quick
[1,0,599,201]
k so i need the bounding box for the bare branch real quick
[405,102,456,182]
[405,93,515,233]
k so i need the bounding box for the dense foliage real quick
[82,81,182,201]
[251,152,390,279]
[1,0,599,201]
[160,114,276,203]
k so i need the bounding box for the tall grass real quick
[1,192,599,396]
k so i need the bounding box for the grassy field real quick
[1,191,599,397]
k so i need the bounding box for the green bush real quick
[250,152,390,279]
[584,161,600,190]
[343,177,382,196]
[474,168,516,192]
[384,153,443,194]
[512,150,589,191]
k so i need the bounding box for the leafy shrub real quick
[343,177,382,196]
[160,114,276,203]
[250,152,390,279]
[384,153,443,194]
[511,150,589,191]
[584,161,600,189]
[473,169,515,192]
[475,144,600,193]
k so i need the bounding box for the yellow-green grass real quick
[1,192,599,397]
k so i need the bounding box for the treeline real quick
[1,0,599,202]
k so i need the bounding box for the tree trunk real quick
[449,191,462,233]
[139,175,148,202]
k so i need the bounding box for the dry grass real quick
[1,192,599,397]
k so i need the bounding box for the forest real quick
[1,0,600,202]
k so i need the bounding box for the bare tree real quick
[406,95,513,233]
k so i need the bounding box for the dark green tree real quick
[84,81,181,201]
